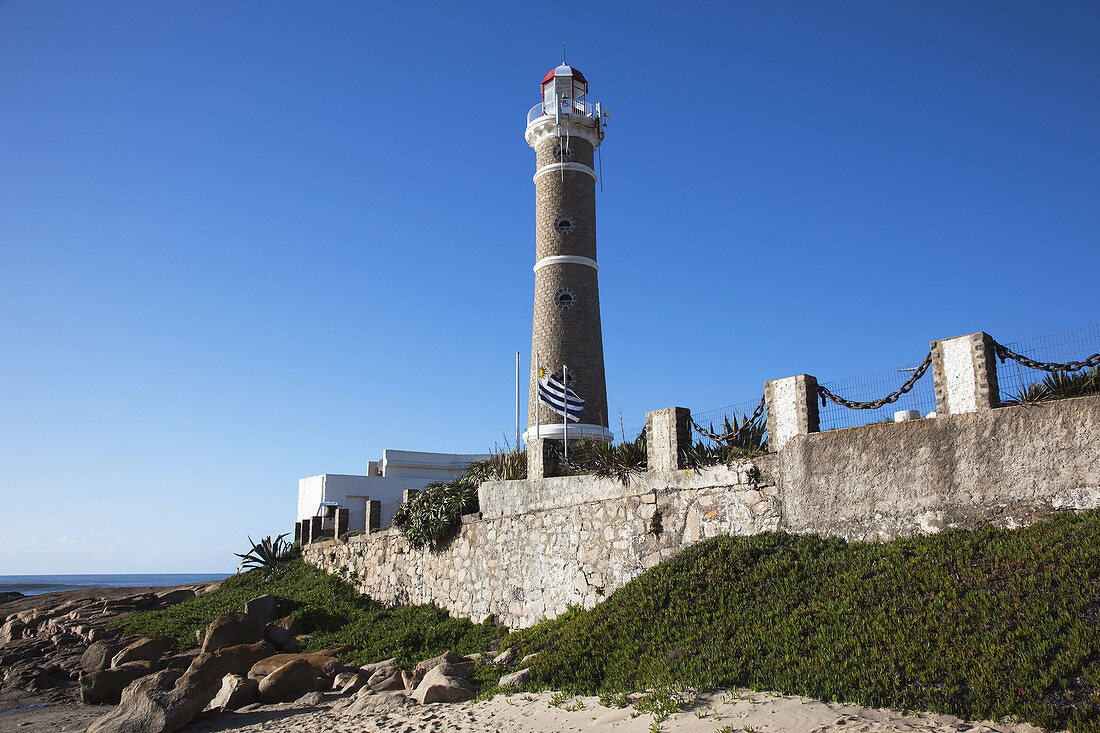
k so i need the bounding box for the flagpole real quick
[515,352,520,448]
[535,353,540,442]
[563,363,568,462]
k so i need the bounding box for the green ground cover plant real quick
[501,511,1100,731]
[109,559,500,667]
[1003,366,1100,406]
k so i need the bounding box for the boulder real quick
[365,663,399,687]
[249,651,348,679]
[337,672,369,695]
[401,669,422,691]
[358,657,397,678]
[263,623,290,649]
[163,650,201,670]
[369,669,404,692]
[257,658,317,704]
[271,614,304,636]
[80,663,160,705]
[87,669,184,732]
[80,639,130,673]
[343,690,416,716]
[111,636,177,667]
[244,595,277,630]
[410,664,476,704]
[201,613,262,653]
[0,618,27,644]
[416,651,474,678]
[87,642,274,733]
[294,690,325,706]
[492,647,518,666]
[155,589,196,606]
[498,668,531,688]
[206,673,258,712]
[520,653,538,666]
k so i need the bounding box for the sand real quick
[0,688,1040,733]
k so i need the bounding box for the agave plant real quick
[1003,366,1100,406]
[235,533,293,570]
[560,433,647,482]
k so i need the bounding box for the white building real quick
[297,449,491,532]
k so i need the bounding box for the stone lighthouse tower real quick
[523,62,613,443]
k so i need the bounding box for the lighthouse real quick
[523,62,613,444]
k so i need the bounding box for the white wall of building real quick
[297,449,491,532]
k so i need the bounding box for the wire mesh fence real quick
[817,363,935,431]
[994,324,1100,405]
[620,323,1099,446]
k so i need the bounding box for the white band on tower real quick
[533,162,597,182]
[533,255,598,273]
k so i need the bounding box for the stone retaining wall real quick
[303,395,1100,629]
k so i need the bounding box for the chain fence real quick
[620,323,1099,445]
[993,324,1100,405]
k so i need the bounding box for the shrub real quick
[502,511,1100,731]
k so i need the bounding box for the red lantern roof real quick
[541,64,587,86]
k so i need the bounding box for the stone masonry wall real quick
[303,395,1100,630]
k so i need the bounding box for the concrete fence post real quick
[526,439,558,480]
[765,375,820,452]
[402,488,420,504]
[645,407,692,472]
[335,507,349,539]
[293,521,302,545]
[366,500,381,532]
[931,332,1000,415]
[309,516,324,544]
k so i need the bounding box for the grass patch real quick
[502,511,1100,731]
[108,559,501,667]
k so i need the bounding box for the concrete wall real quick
[303,395,1100,629]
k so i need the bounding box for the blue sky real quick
[1,2,1097,573]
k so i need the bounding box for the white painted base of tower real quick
[522,423,614,443]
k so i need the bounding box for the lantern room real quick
[542,64,588,107]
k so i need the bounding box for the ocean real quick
[0,573,229,596]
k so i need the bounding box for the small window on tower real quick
[554,287,576,309]
[554,215,575,234]
[553,143,573,161]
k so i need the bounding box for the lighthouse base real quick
[522,423,614,443]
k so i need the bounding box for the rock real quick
[87,668,184,731]
[338,672,369,695]
[0,591,25,606]
[415,650,473,677]
[465,652,484,663]
[201,613,262,653]
[365,663,399,687]
[206,673,258,712]
[87,626,120,643]
[263,623,290,649]
[498,667,531,687]
[244,595,277,630]
[163,650,201,670]
[359,657,397,678]
[294,690,325,706]
[80,664,158,705]
[0,618,27,644]
[257,658,317,704]
[492,647,517,666]
[520,653,538,665]
[111,636,177,667]
[410,664,476,704]
[271,614,304,636]
[155,589,196,606]
[87,642,274,733]
[250,651,348,678]
[401,669,422,691]
[369,669,404,692]
[343,690,415,715]
[80,639,130,673]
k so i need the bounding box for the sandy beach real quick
[0,687,1046,733]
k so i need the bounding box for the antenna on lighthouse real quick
[562,42,566,64]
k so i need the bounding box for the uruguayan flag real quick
[537,361,584,422]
